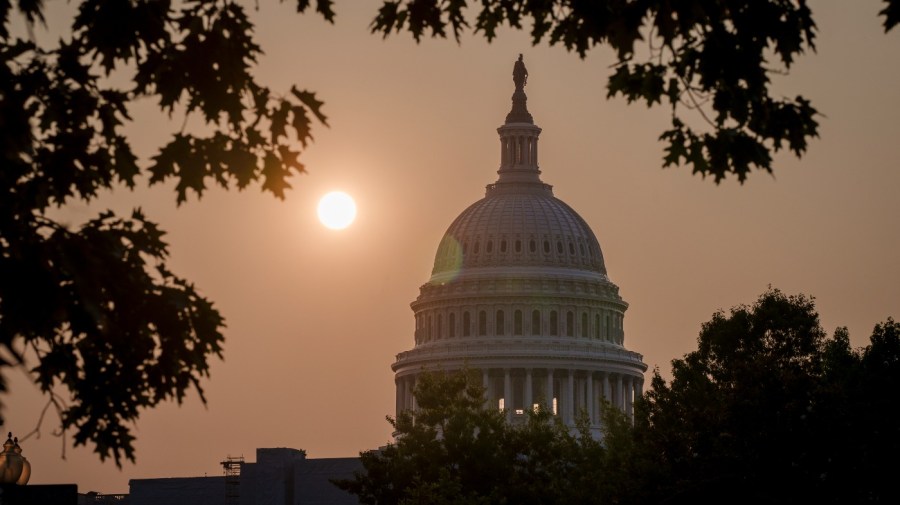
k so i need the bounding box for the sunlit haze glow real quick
[5,1,898,495]
[317,191,357,229]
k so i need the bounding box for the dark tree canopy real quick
[333,370,626,505]
[373,0,898,182]
[630,290,900,504]
[338,293,900,504]
[0,0,331,465]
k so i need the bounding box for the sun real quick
[317,191,357,230]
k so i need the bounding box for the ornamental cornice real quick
[393,338,646,373]
[410,295,628,314]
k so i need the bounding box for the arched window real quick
[500,240,507,253]
[557,241,564,254]
[530,240,537,253]
[566,311,574,337]
[531,310,541,335]
[569,243,575,255]
[486,241,493,253]
[479,311,487,336]
[594,314,600,338]
[605,314,610,340]
[515,240,522,253]
[543,240,551,253]
[437,314,443,339]
[449,313,456,338]
[496,310,505,335]
[550,311,558,336]
[474,241,480,254]
[463,312,471,337]
[427,315,433,340]
[514,310,523,335]
[581,312,588,338]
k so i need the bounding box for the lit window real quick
[515,409,524,415]
[552,397,558,415]
[498,398,505,410]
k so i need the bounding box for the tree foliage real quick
[631,289,900,504]
[373,0,898,183]
[333,370,627,505]
[338,292,900,504]
[0,0,331,465]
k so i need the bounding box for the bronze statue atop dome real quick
[506,54,534,124]
[513,54,528,90]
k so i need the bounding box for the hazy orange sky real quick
[6,0,899,493]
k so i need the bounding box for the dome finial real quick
[513,54,527,91]
[506,54,533,124]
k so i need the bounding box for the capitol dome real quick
[429,184,608,282]
[393,56,646,435]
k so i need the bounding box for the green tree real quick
[373,0,898,182]
[1,0,332,465]
[626,290,900,504]
[333,370,616,505]
[337,295,899,504]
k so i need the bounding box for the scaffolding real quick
[221,455,244,504]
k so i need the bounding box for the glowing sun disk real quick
[317,191,357,230]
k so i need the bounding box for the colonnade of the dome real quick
[498,125,540,170]
[413,303,624,345]
[395,367,643,431]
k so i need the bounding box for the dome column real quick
[525,368,534,414]
[586,372,595,425]
[503,369,512,422]
[482,368,490,410]
[624,375,633,419]
[546,369,554,413]
[603,372,611,405]
[616,374,624,411]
